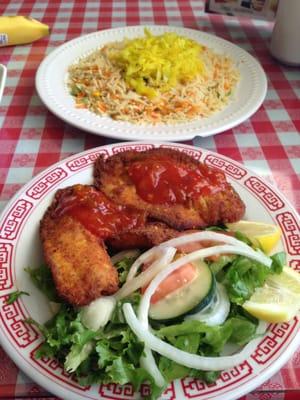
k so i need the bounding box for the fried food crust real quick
[107,222,179,250]
[40,212,119,307]
[94,148,245,230]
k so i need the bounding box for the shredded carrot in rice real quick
[68,32,240,125]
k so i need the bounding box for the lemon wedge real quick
[243,266,300,323]
[226,220,281,254]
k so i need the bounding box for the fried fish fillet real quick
[94,148,245,230]
[40,212,119,307]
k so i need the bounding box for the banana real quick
[0,16,49,47]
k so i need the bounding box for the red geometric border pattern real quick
[26,168,68,200]
[0,199,33,240]
[111,143,154,154]
[181,361,252,398]
[99,381,175,399]
[66,150,109,171]
[160,144,202,160]
[30,345,91,392]
[0,295,39,348]
[276,212,300,256]
[0,243,13,290]
[99,383,141,399]
[244,177,285,211]
[290,260,300,271]
[204,154,247,180]
[251,319,298,365]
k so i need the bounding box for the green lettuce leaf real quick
[209,255,236,275]
[156,311,256,384]
[159,334,200,381]
[221,252,285,305]
[270,252,285,274]
[105,357,135,385]
[25,265,59,302]
[227,317,257,346]
[114,257,137,284]
[234,231,253,246]
[26,293,163,400]
[6,290,29,304]
[65,341,94,373]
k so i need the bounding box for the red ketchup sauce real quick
[52,185,145,239]
[128,158,226,205]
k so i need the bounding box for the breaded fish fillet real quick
[94,148,245,230]
[40,212,119,306]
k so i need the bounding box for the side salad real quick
[13,225,290,399]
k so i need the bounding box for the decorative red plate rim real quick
[0,141,299,400]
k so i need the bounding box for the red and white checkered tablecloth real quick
[0,1,299,399]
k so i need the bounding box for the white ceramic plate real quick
[0,142,299,400]
[35,25,267,141]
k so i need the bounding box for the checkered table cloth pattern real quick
[0,0,299,399]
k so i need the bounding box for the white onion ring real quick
[118,247,175,385]
[111,249,141,265]
[127,231,252,282]
[185,283,230,326]
[124,302,267,371]
[138,244,271,328]
[126,247,165,282]
[159,231,250,249]
[115,246,177,300]
[167,232,272,267]
[128,247,176,388]
[140,347,165,387]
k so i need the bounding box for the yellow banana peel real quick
[0,16,49,47]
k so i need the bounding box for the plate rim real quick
[0,141,299,400]
[35,25,268,141]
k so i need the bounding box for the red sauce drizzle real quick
[53,185,145,239]
[128,158,227,205]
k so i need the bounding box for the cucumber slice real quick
[149,260,215,321]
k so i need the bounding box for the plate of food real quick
[35,25,267,141]
[0,142,299,400]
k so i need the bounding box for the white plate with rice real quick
[36,25,267,141]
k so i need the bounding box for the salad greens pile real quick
[11,232,285,400]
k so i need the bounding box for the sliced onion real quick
[126,230,268,282]
[140,347,165,387]
[111,249,141,265]
[138,244,271,328]
[81,296,116,331]
[124,302,267,371]
[185,283,230,326]
[166,231,270,269]
[159,231,250,250]
[115,246,177,300]
[126,246,165,282]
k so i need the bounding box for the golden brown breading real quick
[40,185,180,305]
[107,222,179,250]
[40,212,119,307]
[94,148,245,230]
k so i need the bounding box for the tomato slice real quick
[142,262,197,304]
